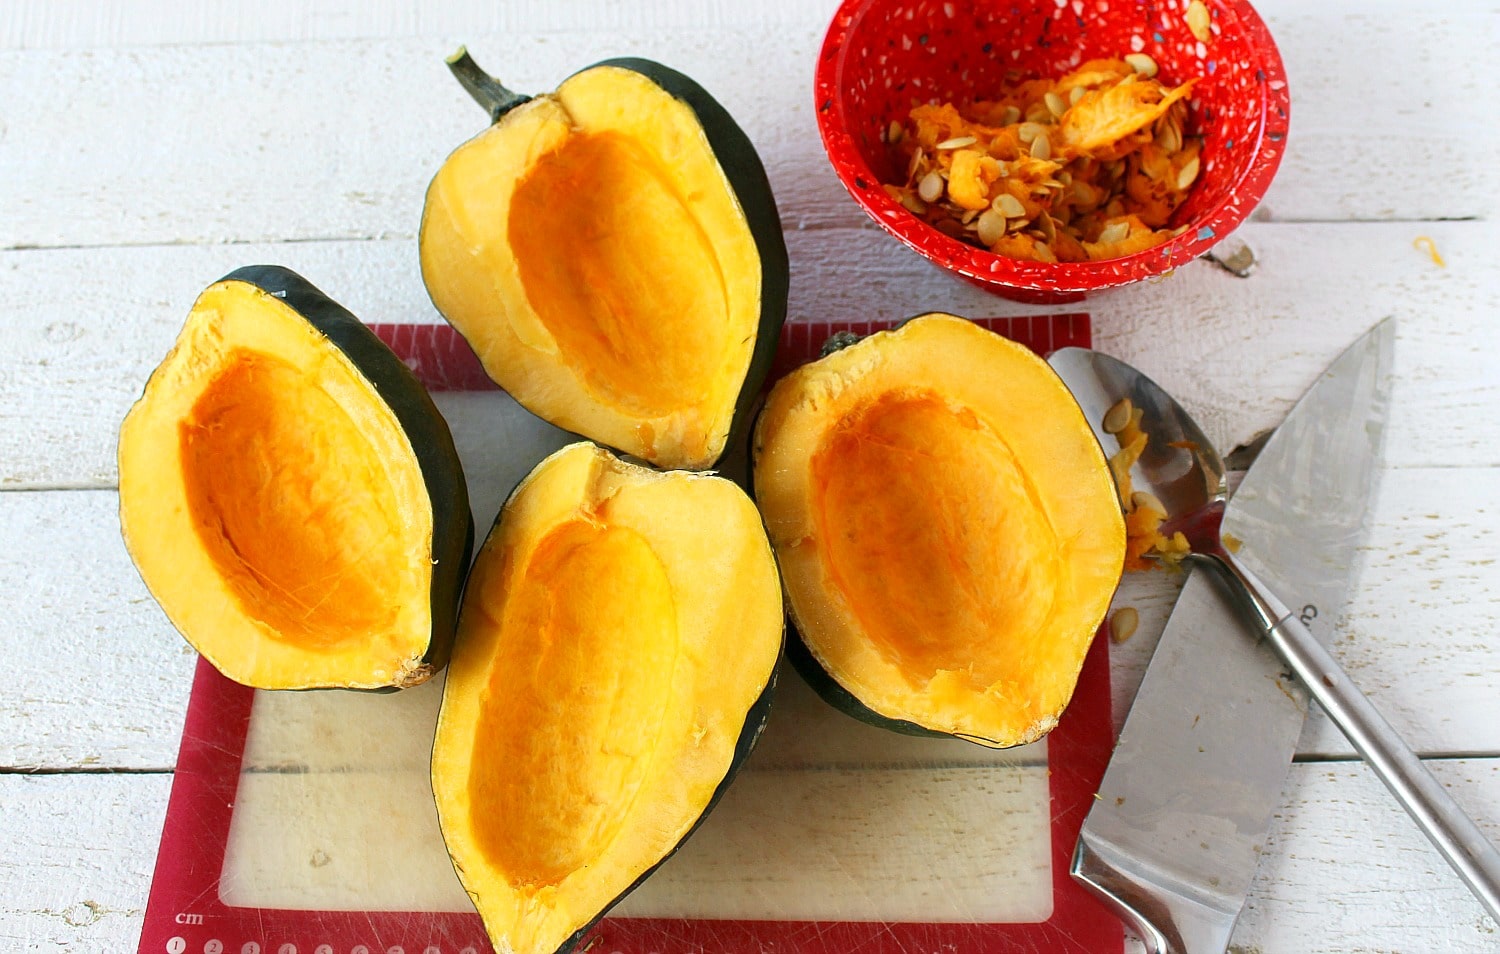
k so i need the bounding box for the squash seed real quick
[1045,91,1068,119]
[1037,210,1058,243]
[1131,490,1168,518]
[1017,122,1045,144]
[1000,105,1022,126]
[899,192,928,215]
[888,120,905,144]
[1124,53,1158,77]
[1030,133,1052,160]
[918,170,945,203]
[1070,85,1087,105]
[1156,118,1182,154]
[1186,0,1212,43]
[992,193,1027,218]
[1110,606,1140,643]
[977,208,1007,245]
[1103,397,1134,434]
[1176,155,1201,191]
[936,135,978,150]
[1098,220,1131,245]
[908,148,926,179]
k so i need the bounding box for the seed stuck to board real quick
[882,57,1201,263]
[1110,606,1140,643]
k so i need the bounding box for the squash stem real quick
[819,331,864,358]
[446,46,531,123]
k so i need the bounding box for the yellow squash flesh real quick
[118,278,443,689]
[432,442,783,954]
[420,65,765,470]
[753,314,1125,746]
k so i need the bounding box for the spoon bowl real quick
[1047,349,1227,533]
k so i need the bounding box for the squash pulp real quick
[433,442,782,954]
[753,314,1125,746]
[420,55,787,470]
[118,267,471,690]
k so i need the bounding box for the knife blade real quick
[1055,319,1396,954]
[1220,317,1395,641]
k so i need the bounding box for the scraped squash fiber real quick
[753,314,1125,746]
[433,442,783,954]
[117,267,471,690]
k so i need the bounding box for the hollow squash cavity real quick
[179,349,403,648]
[812,389,1061,690]
[418,59,788,471]
[432,442,784,954]
[509,131,728,417]
[467,518,677,890]
[752,314,1125,746]
[117,267,471,691]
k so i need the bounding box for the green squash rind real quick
[782,629,954,741]
[221,265,474,678]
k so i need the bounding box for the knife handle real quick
[1072,835,1238,954]
[1212,551,1500,922]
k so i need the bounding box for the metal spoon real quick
[1050,346,1500,923]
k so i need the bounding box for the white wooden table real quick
[2,2,1497,952]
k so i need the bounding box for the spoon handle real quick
[1209,551,1500,922]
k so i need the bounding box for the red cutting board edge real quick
[138,314,1122,954]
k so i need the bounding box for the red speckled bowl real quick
[815,0,1289,301]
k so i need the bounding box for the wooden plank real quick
[0,220,1492,490]
[4,760,1495,952]
[0,490,191,771]
[0,773,170,954]
[0,0,824,49]
[1,2,1496,250]
[1239,757,1500,951]
[4,462,1497,771]
[0,28,827,248]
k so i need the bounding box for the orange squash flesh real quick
[178,350,407,648]
[754,314,1125,746]
[812,389,1065,695]
[432,442,783,954]
[420,62,786,471]
[507,130,729,420]
[118,269,470,690]
[465,519,679,890]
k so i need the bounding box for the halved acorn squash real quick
[752,314,1124,747]
[419,50,788,471]
[432,442,782,954]
[117,266,472,690]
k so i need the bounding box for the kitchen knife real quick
[1056,320,1398,952]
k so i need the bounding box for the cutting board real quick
[138,314,1121,954]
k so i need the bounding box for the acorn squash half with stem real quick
[419,49,788,471]
[752,314,1124,747]
[432,441,782,954]
[117,266,472,690]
